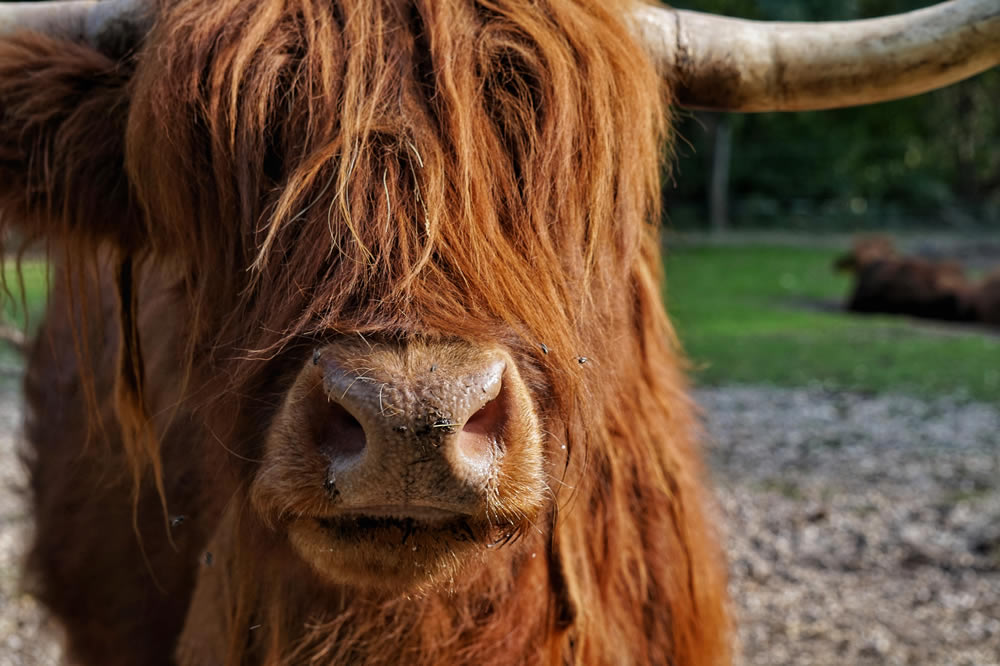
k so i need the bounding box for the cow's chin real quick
[287,513,512,591]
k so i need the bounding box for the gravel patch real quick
[1,384,999,664]
[700,386,1000,665]
[0,385,61,666]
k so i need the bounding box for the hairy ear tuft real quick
[0,33,138,251]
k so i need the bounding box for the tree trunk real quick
[709,114,732,232]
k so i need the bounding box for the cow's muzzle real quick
[250,338,547,588]
[310,340,533,514]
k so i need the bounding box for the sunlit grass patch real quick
[665,244,1000,400]
[2,258,49,329]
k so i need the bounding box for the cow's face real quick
[249,338,547,589]
[107,0,666,594]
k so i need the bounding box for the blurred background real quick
[669,0,1000,232]
[663,0,1000,401]
[0,1,999,665]
[661,2,1000,664]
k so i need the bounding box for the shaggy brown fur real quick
[1,0,730,664]
[974,267,1000,327]
[835,236,977,322]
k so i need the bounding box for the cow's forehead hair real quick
[125,0,665,387]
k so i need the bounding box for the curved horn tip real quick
[630,0,1000,112]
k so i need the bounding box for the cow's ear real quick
[0,33,140,251]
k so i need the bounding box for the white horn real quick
[0,0,152,52]
[631,0,1000,112]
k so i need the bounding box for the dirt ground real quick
[1,381,999,664]
[701,387,1000,665]
[0,383,60,666]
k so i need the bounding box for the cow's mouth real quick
[314,511,478,542]
[318,504,469,523]
[288,510,515,589]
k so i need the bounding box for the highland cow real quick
[835,236,978,322]
[1,0,997,664]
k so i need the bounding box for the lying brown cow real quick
[835,236,978,322]
[974,268,1000,327]
[1,0,997,664]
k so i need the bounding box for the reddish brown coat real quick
[0,1,730,664]
[836,236,977,322]
[974,268,1000,326]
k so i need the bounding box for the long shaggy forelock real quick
[126,0,667,406]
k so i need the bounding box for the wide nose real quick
[304,340,535,513]
[316,348,507,475]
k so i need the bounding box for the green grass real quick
[664,244,1000,401]
[0,259,49,374]
[2,258,49,330]
[0,257,48,382]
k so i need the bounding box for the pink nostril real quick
[455,389,507,468]
[320,401,366,459]
[312,345,512,484]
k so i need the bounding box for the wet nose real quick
[316,350,507,475]
[305,341,533,511]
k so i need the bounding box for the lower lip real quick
[321,505,467,522]
[313,512,480,543]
